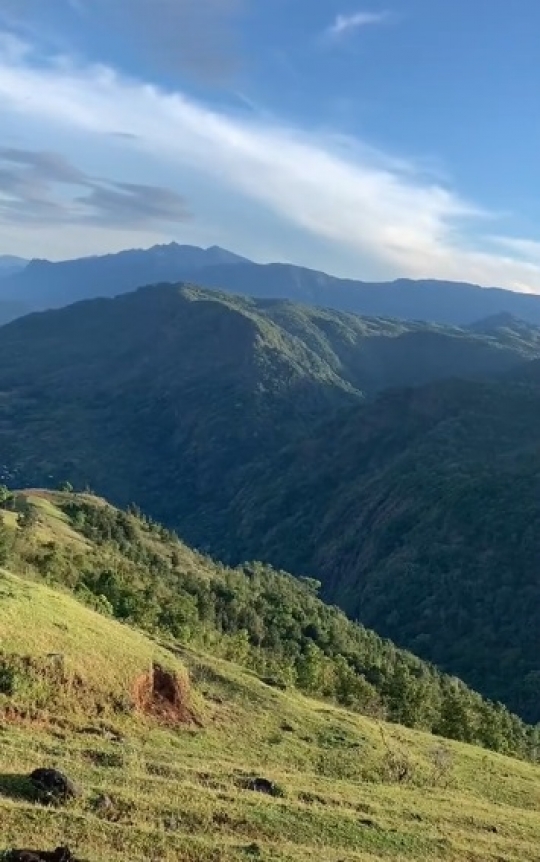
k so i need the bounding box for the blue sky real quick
[1,0,540,291]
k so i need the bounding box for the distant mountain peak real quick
[0,255,28,276]
[4,241,540,328]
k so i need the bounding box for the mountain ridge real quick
[4,241,540,325]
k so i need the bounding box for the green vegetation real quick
[211,377,540,724]
[1,285,540,725]
[1,490,538,761]
[3,513,540,861]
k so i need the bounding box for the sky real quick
[0,0,540,291]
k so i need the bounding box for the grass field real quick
[2,569,540,861]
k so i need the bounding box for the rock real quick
[243,776,285,797]
[359,817,377,828]
[6,847,78,862]
[29,768,80,804]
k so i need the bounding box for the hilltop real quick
[2,490,540,861]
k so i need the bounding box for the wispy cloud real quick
[1,40,540,291]
[327,10,388,39]
[0,147,191,227]
[490,236,540,267]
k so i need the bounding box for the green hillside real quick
[2,494,540,861]
[1,284,539,512]
[0,489,536,757]
[0,568,191,721]
[1,285,540,725]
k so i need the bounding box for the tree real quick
[296,642,324,693]
[17,503,38,531]
[435,680,475,743]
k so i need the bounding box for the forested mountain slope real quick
[1,282,537,501]
[1,285,540,721]
[1,488,536,755]
[213,375,540,722]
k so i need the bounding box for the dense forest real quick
[1,489,538,761]
[215,376,540,722]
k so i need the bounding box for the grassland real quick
[2,567,540,861]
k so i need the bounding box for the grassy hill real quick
[3,500,540,860]
[0,568,192,721]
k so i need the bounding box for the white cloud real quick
[328,11,387,38]
[1,39,540,291]
[490,236,540,267]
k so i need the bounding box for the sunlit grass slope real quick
[1,569,540,861]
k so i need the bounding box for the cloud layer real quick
[0,147,191,227]
[1,38,540,290]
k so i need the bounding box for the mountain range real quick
[1,282,540,721]
[5,241,540,326]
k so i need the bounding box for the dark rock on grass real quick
[5,846,79,862]
[358,817,378,828]
[29,769,80,805]
[240,776,285,797]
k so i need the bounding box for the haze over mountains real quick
[4,241,540,326]
[0,255,27,273]
[1,281,540,723]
